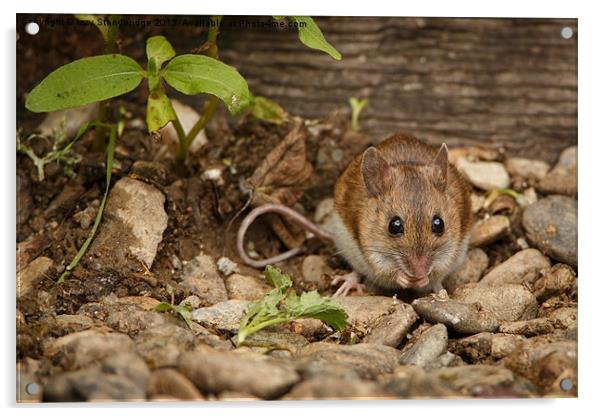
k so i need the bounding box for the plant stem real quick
[237,316,291,345]
[58,124,117,283]
[175,15,222,163]
[92,15,120,152]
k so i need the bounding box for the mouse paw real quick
[331,271,364,297]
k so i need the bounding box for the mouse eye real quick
[432,215,445,235]
[388,216,404,236]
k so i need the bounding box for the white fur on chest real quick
[330,211,373,277]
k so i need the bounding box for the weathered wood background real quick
[17,15,577,163]
[219,17,577,162]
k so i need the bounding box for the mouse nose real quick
[406,254,430,280]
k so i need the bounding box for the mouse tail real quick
[236,203,334,269]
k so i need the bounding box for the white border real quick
[3,1,600,415]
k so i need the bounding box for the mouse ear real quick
[361,147,391,196]
[432,143,448,186]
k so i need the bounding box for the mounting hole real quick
[25,22,39,36]
[25,382,40,395]
[560,377,573,391]
[561,26,573,40]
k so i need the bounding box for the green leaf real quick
[26,55,145,112]
[162,54,250,114]
[279,16,342,60]
[146,35,176,69]
[154,302,193,329]
[236,266,347,345]
[263,265,292,293]
[250,95,286,124]
[294,291,348,331]
[146,90,177,132]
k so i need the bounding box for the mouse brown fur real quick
[331,134,472,292]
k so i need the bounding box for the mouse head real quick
[359,143,466,289]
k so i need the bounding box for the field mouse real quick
[237,134,472,296]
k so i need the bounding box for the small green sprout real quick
[155,302,194,329]
[16,125,81,182]
[236,266,348,345]
[348,97,369,132]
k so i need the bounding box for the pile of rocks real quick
[16,145,577,402]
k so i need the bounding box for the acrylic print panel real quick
[16,13,577,402]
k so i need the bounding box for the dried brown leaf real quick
[247,118,313,248]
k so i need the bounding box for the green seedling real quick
[25,15,342,161]
[16,125,81,182]
[155,302,194,329]
[348,97,369,132]
[57,120,119,283]
[237,266,348,345]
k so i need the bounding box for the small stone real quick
[338,296,403,329]
[453,283,538,322]
[502,340,577,395]
[430,365,530,397]
[470,215,511,247]
[216,257,239,276]
[73,201,99,229]
[54,314,96,333]
[537,146,577,197]
[456,158,510,191]
[491,334,526,359]
[180,253,228,306]
[520,187,538,207]
[135,324,197,368]
[363,302,418,348]
[17,256,53,298]
[301,255,332,284]
[178,347,299,399]
[102,352,150,391]
[130,161,169,186]
[448,332,493,363]
[313,198,337,235]
[159,99,208,157]
[547,307,577,331]
[505,157,550,180]
[380,366,456,398]
[522,195,577,266]
[16,234,50,273]
[239,327,309,354]
[43,368,146,402]
[284,377,387,400]
[148,368,203,400]
[499,318,555,336]
[45,329,135,370]
[116,296,161,311]
[297,343,403,379]
[180,295,202,309]
[225,274,271,301]
[480,248,551,285]
[103,303,179,336]
[444,248,489,293]
[191,299,249,332]
[38,103,98,138]
[400,324,448,367]
[87,177,168,270]
[411,296,499,334]
[533,264,577,302]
